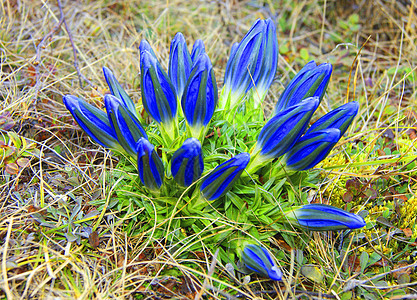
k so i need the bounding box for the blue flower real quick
[200,153,250,201]
[306,101,359,136]
[104,94,148,157]
[275,61,332,113]
[168,32,192,100]
[181,53,218,137]
[171,138,204,186]
[137,137,164,191]
[63,95,121,151]
[139,39,157,59]
[102,66,137,116]
[191,39,205,62]
[284,128,341,170]
[284,204,366,231]
[255,97,319,160]
[221,18,278,109]
[140,50,177,125]
[242,244,282,281]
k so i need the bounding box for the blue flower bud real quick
[255,97,319,160]
[275,61,332,113]
[105,94,148,157]
[251,19,279,106]
[200,153,250,201]
[137,137,164,191]
[284,204,366,231]
[102,67,137,116]
[168,32,192,99]
[181,53,218,137]
[191,39,205,62]
[171,138,204,186]
[284,128,341,170]
[139,39,157,59]
[306,101,359,136]
[222,19,278,109]
[140,50,177,125]
[63,95,121,150]
[242,244,282,281]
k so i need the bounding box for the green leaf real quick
[360,251,369,273]
[301,265,323,283]
[299,48,309,61]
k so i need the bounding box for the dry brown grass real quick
[1,0,416,299]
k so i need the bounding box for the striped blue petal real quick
[275,61,332,113]
[102,66,137,116]
[242,244,282,281]
[139,39,157,59]
[105,94,147,157]
[284,128,341,170]
[306,101,359,136]
[137,137,164,191]
[171,138,204,186]
[285,204,366,231]
[256,97,319,159]
[222,18,278,108]
[140,50,177,125]
[191,39,206,62]
[168,32,192,99]
[63,95,120,149]
[181,53,218,130]
[200,153,250,201]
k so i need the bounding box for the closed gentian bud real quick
[191,39,205,62]
[255,97,319,160]
[306,101,359,136]
[139,39,157,59]
[275,61,332,113]
[63,95,121,151]
[181,53,218,138]
[200,153,250,201]
[102,67,137,116]
[140,50,177,126]
[242,244,282,281]
[169,33,192,99]
[284,128,341,171]
[251,19,279,107]
[105,94,148,157]
[171,138,204,187]
[284,204,366,231]
[221,19,278,109]
[137,137,164,191]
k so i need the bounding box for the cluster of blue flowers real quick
[63,18,366,281]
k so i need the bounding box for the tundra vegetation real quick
[0,1,416,299]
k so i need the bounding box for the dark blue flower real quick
[275,61,332,113]
[137,137,164,191]
[255,97,319,160]
[191,39,205,62]
[242,244,282,281]
[285,204,366,231]
[168,32,192,99]
[63,95,121,151]
[306,101,359,136]
[171,138,204,186]
[284,128,341,171]
[200,153,250,201]
[221,18,278,108]
[181,53,218,137]
[139,39,157,59]
[140,50,177,125]
[102,66,137,116]
[105,94,148,157]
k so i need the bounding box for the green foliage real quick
[93,101,321,269]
